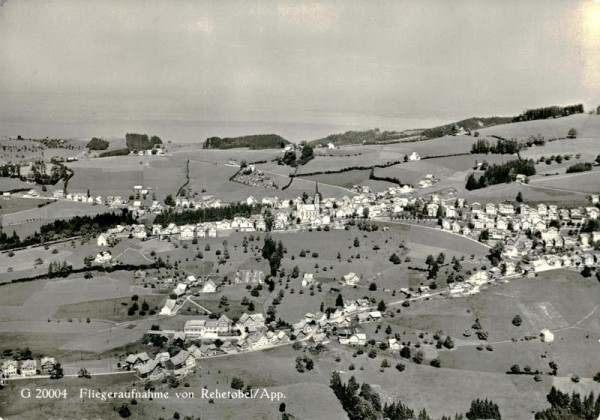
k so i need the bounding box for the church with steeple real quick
[295,183,321,223]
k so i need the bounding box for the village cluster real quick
[124,295,391,381]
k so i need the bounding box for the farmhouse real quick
[343,272,360,286]
[167,350,196,370]
[20,360,37,376]
[201,279,218,293]
[340,333,367,346]
[236,313,266,332]
[173,283,187,297]
[408,152,421,161]
[97,233,109,247]
[125,352,150,370]
[160,299,177,316]
[93,251,112,264]
[1,360,18,377]
[136,360,162,379]
[301,273,315,288]
[540,329,554,343]
[40,357,55,373]
[388,338,402,351]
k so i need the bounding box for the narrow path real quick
[113,247,153,263]
[184,296,213,314]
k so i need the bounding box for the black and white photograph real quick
[0,1,599,419]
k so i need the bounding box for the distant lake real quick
[0,92,451,143]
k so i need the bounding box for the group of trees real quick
[330,372,499,420]
[471,138,522,155]
[277,144,315,166]
[466,399,501,419]
[125,133,162,151]
[421,116,513,139]
[534,386,600,419]
[312,128,405,147]
[203,134,289,150]
[0,210,134,251]
[25,160,72,186]
[425,252,444,279]
[262,235,285,276]
[466,159,536,190]
[154,203,259,226]
[0,163,21,178]
[330,372,383,420]
[566,162,593,173]
[86,137,109,150]
[47,260,73,278]
[513,104,584,122]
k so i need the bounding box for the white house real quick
[201,279,217,293]
[160,299,177,316]
[540,329,554,343]
[2,360,18,377]
[20,360,37,376]
[343,272,360,286]
[408,152,421,161]
[301,273,314,288]
[97,233,110,247]
[94,251,112,264]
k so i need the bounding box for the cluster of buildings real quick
[233,165,278,189]
[1,357,56,378]
[159,279,218,316]
[426,194,600,273]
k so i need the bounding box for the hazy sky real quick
[0,0,599,138]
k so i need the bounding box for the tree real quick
[164,194,175,207]
[466,173,479,190]
[377,300,386,311]
[279,402,286,413]
[400,346,411,359]
[299,144,315,164]
[430,358,441,368]
[516,191,523,202]
[567,128,578,139]
[436,252,445,265]
[335,293,344,307]
[466,398,501,419]
[118,404,132,418]
[50,363,64,379]
[581,266,592,278]
[412,350,424,364]
[425,254,434,266]
[231,377,244,390]
[443,336,454,349]
[512,315,522,326]
[368,282,377,291]
[86,137,109,150]
[354,237,360,247]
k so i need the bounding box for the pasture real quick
[1,199,110,232]
[480,113,600,141]
[0,177,32,192]
[0,196,54,215]
[528,170,600,194]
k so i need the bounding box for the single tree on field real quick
[516,191,523,202]
[567,128,578,139]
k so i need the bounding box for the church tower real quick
[314,182,320,208]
